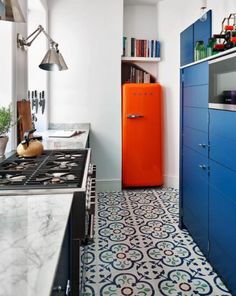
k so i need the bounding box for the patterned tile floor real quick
[82,188,231,296]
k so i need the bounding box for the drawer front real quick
[183,85,208,108]
[209,160,236,293]
[182,146,209,255]
[209,109,236,141]
[210,135,236,172]
[184,62,209,87]
[209,109,236,171]
[183,127,208,157]
[183,106,208,132]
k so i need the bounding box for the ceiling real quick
[124,0,161,5]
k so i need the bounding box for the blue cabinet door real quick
[183,146,209,255]
[184,62,209,87]
[194,10,212,49]
[183,84,208,108]
[183,106,208,132]
[209,160,236,294]
[180,24,194,66]
[183,126,208,157]
[210,109,236,172]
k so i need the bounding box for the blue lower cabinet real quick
[183,126,208,157]
[182,146,209,255]
[183,84,208,108]
[210,109,236,172]
[183,107,208,132]
[209,160,236,294]
[184,62,209,87]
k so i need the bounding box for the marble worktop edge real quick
[0,193,73,296]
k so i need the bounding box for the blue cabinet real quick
[183,146,209,254]
[184,62,209,86]
[209,160,236,293]
[183,85,208,108]
[180,61,209,257]
[183,127,208,158]
[180,25,194,66]
[210,109,236,172]
[194,10,212,49]
[180,22,236,295]
[180,10,212,67]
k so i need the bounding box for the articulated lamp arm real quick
[17,25,56,48]
[17,25,68,71]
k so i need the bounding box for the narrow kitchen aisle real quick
[83,188,231,295]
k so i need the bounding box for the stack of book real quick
[123,37,160,58]
[129,66,151,83]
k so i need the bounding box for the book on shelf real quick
[123,36,161,58]
[129,66,151,83]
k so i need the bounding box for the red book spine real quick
[135,39,139,57]
[144,40,147,57]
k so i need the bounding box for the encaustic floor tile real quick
[83,188,231,296]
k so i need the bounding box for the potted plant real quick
[0,105,13,156]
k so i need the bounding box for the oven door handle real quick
[88,214,94,241]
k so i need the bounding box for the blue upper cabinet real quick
[194,10,212,49]
[180,25,194,66]
[180,10,212,66]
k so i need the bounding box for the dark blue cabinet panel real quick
[209,110,236,171]
[194,10,212,49]
[183,85,208,108]
[183,106,208,132]
[209,160,236,293]
[183,146,209,255]
[183,126,208,157]
[180,24,194,66]
[180,10,212,67]
[184,62,209,87]
[209,109,236,140]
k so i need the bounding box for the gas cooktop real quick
[0,149,88,190]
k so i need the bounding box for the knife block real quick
[17,100,33,144]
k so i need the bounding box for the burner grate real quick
[0,149,88,189]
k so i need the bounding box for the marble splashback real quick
[0,194,73,296]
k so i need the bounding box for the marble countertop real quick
[0,194,73,296]
[37,123,90,150]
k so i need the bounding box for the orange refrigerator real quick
[122,83,163,188]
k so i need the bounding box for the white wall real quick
[123,4,157,39]
[157,0,236,188]
[123,4,158,76]
[48,0,123,191]
[28,6,48,132]
[0,0,28,152]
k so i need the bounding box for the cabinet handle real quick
[199,164,207,170]
[198,143,208,148]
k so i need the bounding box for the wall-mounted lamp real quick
[199,0,207,22]
[17,25,68,71]
[0,0,25,22]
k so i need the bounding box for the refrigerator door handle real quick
[127,114,144,119]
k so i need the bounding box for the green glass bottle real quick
[206,38,216,57]
[194,40,206,61]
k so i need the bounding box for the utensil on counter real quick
[17,129,44,157]
[31,90,39,114]
[39,91,45,114]
[17,100,33,144]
